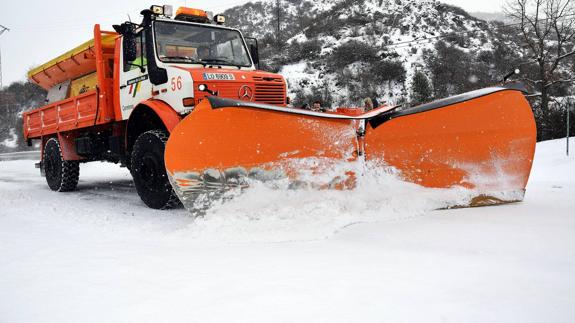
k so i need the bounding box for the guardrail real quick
[0,151,41,161]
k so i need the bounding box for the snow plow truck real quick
[23,5,537,212]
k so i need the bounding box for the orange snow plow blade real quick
[364,86,537,206]
[165,84,536,211]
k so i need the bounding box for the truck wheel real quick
[130,130,180,209]
[43,137,80,192]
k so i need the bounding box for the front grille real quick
[253,76,283,83]
[254,83,285,105]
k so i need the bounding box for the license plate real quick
[203,73,235,81]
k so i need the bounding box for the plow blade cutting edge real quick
[165,85,536,212]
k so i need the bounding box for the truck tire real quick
[43,137,80,192]
[130,130,180,209]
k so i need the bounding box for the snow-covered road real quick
[1,139,574,323]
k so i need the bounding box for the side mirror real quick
[245,37,259,69]
[123,34,137,62]
[114,22,138,63]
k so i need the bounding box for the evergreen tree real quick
[411,71,432,104]
[0,81,46,151]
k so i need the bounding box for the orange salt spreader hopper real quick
[164,84,536,211]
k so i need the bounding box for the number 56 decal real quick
[171,76,182,91]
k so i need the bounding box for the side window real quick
[123,32,146,72]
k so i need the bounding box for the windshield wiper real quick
[162,56,245,69]
[201,58,229,64]
[201,58,243,69]
[162,56,201,63]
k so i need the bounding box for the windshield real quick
[154,21,252,67]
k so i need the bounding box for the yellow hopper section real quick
[28,28,116,90]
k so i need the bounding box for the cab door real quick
[118,31,153,120]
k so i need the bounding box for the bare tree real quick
[505,0,575,110]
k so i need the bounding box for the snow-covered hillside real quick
[1,138,574,322]
[224,0,515,106]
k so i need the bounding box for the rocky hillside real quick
[224,0,525,106]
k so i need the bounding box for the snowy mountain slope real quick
[224,0,515,106]
[0,138,574,322]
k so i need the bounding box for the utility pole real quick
[567,99,571,156]
[0,24,9,89]
[276,0,281,51]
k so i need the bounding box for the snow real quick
[1,128,18,148]
[1,138,574,322]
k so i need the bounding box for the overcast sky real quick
[0,0,506,87]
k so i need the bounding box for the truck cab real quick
[115,5,286,122]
